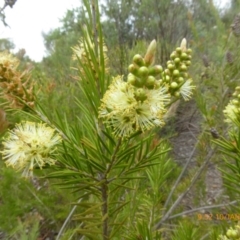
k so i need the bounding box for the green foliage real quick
[3,0,240,239]
[0,161,79,238]
[171,220,200,240]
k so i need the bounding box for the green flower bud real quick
[165,75,170,82]
[133,54,145,67]
[173,69,180,77]
[178,77,184,83]
[176,47,182,54]
[138,66,149,77]
[187,48,192,54]
[134,88,147,102]
[170,52,177,60]
[174,58,181,65]
[148,65,163,76]
[128,73,144,87]
[185,60,191,66]
[146,76,155,88]
[181,53,188,60]
[180,64,187,71]
[164,69,170,75]
[174,91,180,97]
[171,82,178,89]
[127,73,137,85]
[128,64,139,75]
[176,47,182,53]
[167,63,175,71]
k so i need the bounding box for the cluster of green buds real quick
[161,38,193,98]
[127,40,163,102]
[127,39,194,102]
[223,86,240,124]
[218,223,240,239]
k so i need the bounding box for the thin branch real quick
[105,138,122,176]
[0,3,7,14]
[155,147,217,229]
[162,138,198,211]
[56,198,83,240]
[167,199,239,220]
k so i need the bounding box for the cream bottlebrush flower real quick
[223,100,240,123]
[179,79,195,101]
[99,76,170,137]
[1,122,62,178]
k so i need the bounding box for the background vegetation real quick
[1,0,240,239]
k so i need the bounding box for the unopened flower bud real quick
[170,52,177,60]
[128,64,139,75]
[134,88,147,102]
[174,91,180,97]
[177,77,184,83]
[181,53,188,60]
[174,58,181,65]
[180,38,187,52]
[164,69,170,75]
[148,65,163,76]
[146,76,155,88]
[187,48,192,54]
[173,69,180,77]
[129,76,144,88]
[138,66,149,77]
[171,82,178,89]
[180,64,187,71]
[176,47,182,54]
[167,63,175,71]
[144,39,157,66]
[127,73,137,85]
[133,54,145,67]
[165,75,170,82]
